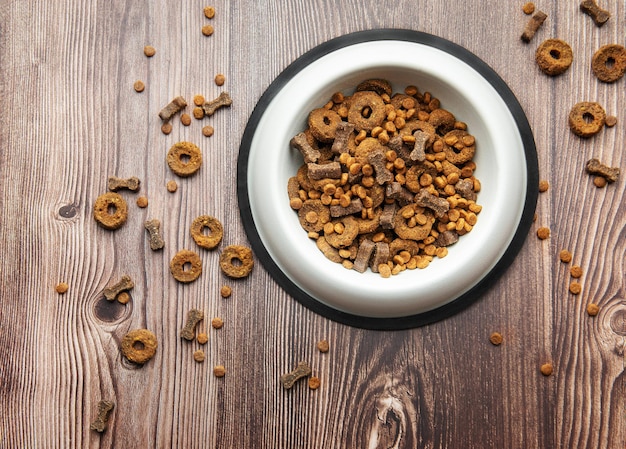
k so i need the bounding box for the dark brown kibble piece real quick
[585,158,619,183]
[414,189,449,218]
[280,361,312,389]
[591,44,626,83]
[144,219,165,251]
[143,45,156,57]
[203,91,232,116]
[535,38,573,75]
[353,239,376,273]
[580,0,610,26]
[368,150,394,185]
[330,198,363,218]
[181,309,204,341]
[331,121,355,154]
[489,332,503,346]
[434,230,459,247]
[569,102,606,138]
[159,96,187,122]
[291,132,321,163]
[521,10,547,42]
[133,80,145,92]
[90,400,114,433]
[307,162,342,180]
[108,176,140,192]
[103,275,134,301]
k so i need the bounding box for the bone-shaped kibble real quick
[368,149,394,185]
[290,132,320,163]
[307,161,341,180]
[455,179,477,201]
[103,275,134,301]
[414,188,450,218]
[521,10,547,42]
[580,0,610,26]
[144,219,165,251]
[181,309,204,341]
[330,198,363,217]
[108,176,140,192]
[385,182,414,206]
[158,96,187,121]
[202,91,232,116]
[331,121,355,154]
[586,158,620,182]
[280,361,312,389]
[410,130,429,162]
[90,400,114,433]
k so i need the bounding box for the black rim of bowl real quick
[237,29,539,330]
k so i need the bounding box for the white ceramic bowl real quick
[238,30,537,328]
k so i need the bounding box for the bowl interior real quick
[244,38,531,320]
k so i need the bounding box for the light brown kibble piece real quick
[180,113,192,126]
[569,282,582,295]
[215,74,226,86]
[570,265,583,278]
[133,80,145,93]
[202,125,214,137]
[213,365,226,377]
[522,2,535,14]
[143,45,156,57]
[193,95,205,106]
[538,180,549,192]
[116,291,131,304]
[220,285,232,298]
[317,340,329,353]
[559,249,572,263]
[193,350,205,363]
[605,115,617,127]
[55,282,69,294]
[193,107,204,120]
[537,227,550,240]
[593,176,607,188]
[161,123,172,135]
[203,6,215,18]
[586,303,599,316]
[197,333,209,345]
[166,180,178,192]
[489,332,503,346]
[211,317,224,329]
[308,377,321,390]
[136,196,148,208]
[540,363,553,376]
[202,25,214,36]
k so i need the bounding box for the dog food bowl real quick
[238,29,538,329]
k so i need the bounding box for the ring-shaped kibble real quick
[347,91,387,132]
[428,109,457,136]
[121,329,158,364]
[167,141,202,177]
[355,78,392,97]
[170,249,203,283]
[535,39,573,76]
[568,102,606,138]
[591,44,626,83]
[443,130,476,165]
[297,199,330,233]
[190,215,224,249]
[308,108,342,143]
[219,245,254,278]
[325,216,359,249]
[93,192,128,230]
[393,205,434,241]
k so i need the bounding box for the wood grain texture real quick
[0,0,624,448]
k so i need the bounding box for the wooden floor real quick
[1,0,624,447]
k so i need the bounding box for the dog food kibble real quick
[580,0,610,26]
[280,361,312,389]
[144,219,165,251]
[214,73,225,86]
[535,39,573,76]
[167,141,202,177]
[593,176,607,188]
[190,215,223,249]
[159,96,187,122]
[559,249,572,263]
[591,44,626,83]
[308,376,321,390]
[203,6,215,19]
[540,363,553,376]
[143,45,156,57]
[133,80,145,92]
[586,303,600,316]
[585,158,620,183]
[181,308,204,340]
[537,227,550,240]
[521,10,547,42]
[220,285,232,298]
[317,340,330,353]
[121,329,158,364]
[538,180,549,192]
[219,245,254,278]
[170,250,203,283]
[192,107,204,120]
[202,125,214,137]
[103,275,134,301]
[569,282,582,295]
[197,333,209,345]
[203,92,232,116]
[522,2,535,14]
[94,192,128,230]
[489,332,504,346]
[570,265,583,278]
[287,80,482,276]
[166,180,178,192]
[116,291,131,305]
[213,365,226,377]
[201,24,214,36]
[569,102,606,138]
[193,350,205,363]
[180,113,192,126]
[90,400,114,433]
[136,196,148,208]
[211,317,224,329]
[55,282,69,294]
[161,123,173,135]
[108,176,140,192]
[604,115,617,127]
